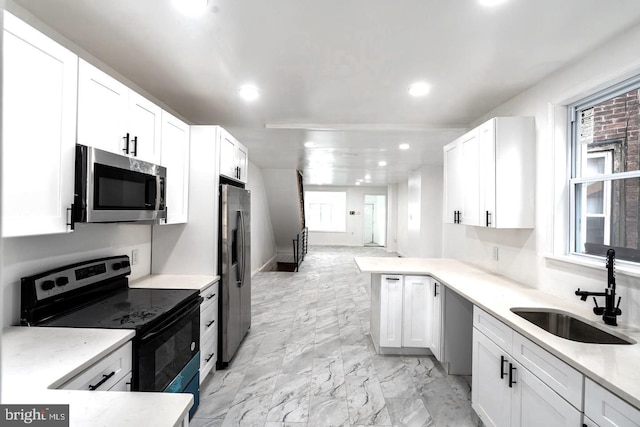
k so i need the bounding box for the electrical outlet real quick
[131,249,139,265]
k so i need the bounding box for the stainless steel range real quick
[20,255,202,418]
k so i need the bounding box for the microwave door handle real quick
[156,177,162,210]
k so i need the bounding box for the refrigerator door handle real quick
[239,210,246,287]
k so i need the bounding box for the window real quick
[570,78,640,263]
[305,191,346,232]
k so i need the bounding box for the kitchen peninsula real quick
[355,257,640,426]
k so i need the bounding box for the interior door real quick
[363,203,374,244]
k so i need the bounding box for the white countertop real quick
[354,257,640,409]
[2,327,192,427]
[129,274,218,291]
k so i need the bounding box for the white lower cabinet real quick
[472,307,582,427]
[378,274,431,350]
[584,378,640,427]
[59,341,132,391]
[428,279,443,360]
[199,281,219,383]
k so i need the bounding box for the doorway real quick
[363,195,386,247]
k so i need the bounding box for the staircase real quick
[261,168,309,272]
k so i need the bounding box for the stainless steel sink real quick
[510,308,635,345]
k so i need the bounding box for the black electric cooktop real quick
[42,287,199,331]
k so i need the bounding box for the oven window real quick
[137,305,200,392]
[94,163,156,210]
[154,322,193,389]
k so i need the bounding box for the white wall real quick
[246,162,277,273]
[262,169,302,254]
[152,126,219,276]
[306,185,387,246]
[397,182,409,256]
[399,167,443,258]
[3,224,151,326]
[386,184,398,253]
[442,23,640,327]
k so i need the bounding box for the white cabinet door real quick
[236,143,249,182]
[77,59,129,154]
[78,60,162,164]
[479,118,496,227]
[460,129,481,226]
[2,12,78,237]
[402,275,430,348]
[160,111,190,224]
[380,275,404,348]
[472,328,512,427]
[219,128,239,179]
[429,279,443,360]
[128,90,162,164]
[511,359,582,427]
[443,140,462,224]
[585,378,640,427]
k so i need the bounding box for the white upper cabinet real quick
[78,59,161,164]
[2,11,78,237]
[219,127,248,183]
[443,139,463,224]
[443,117,535,228]
[160,111,190,225]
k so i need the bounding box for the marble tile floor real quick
[192,246,481,427]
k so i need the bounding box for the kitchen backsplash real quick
[2,223,151,327]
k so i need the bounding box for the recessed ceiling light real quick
[399,143,410,150]
[173,0,208,16]
[238,85,260,101]
[355,182,361,186]
[408,82,431,97]
[304,141,315,148]
[364,174,371,180]
[478,0,507,6]
[378,161,387,167]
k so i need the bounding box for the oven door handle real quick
[139,297,202,344]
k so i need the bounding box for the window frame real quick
[305,190,347,232]
[568,74,640,263]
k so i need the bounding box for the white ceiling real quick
[10,0,640,186]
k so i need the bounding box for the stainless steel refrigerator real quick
[218,183,251,368]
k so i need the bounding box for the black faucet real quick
[575,249,622,326]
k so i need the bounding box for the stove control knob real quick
[56,276,69,287]
[122,260,130,268]
[112,262,122,271]
[41,280,55,291]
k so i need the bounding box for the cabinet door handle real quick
[434,282,439,297]
[205,353,215,362]
[486,211,492,227]
[131,136,138,156]
[123,133,130,154]
[206,320,215,327]
[500,355,507,379]
[88,371,116,390]
[206,293,216,300]
[385,277,400,281]
[66,205,75,231]
[508,363,517,388]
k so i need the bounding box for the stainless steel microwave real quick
[73,144,166,224]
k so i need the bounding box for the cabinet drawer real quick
[473,306,513,353]
[512,332,583,409]
[201,299,218,338]
[585,378,640,427]
[201,282,219,311]
[59,341,132,391]
[200,332,217,382]
[109,372,132,391]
